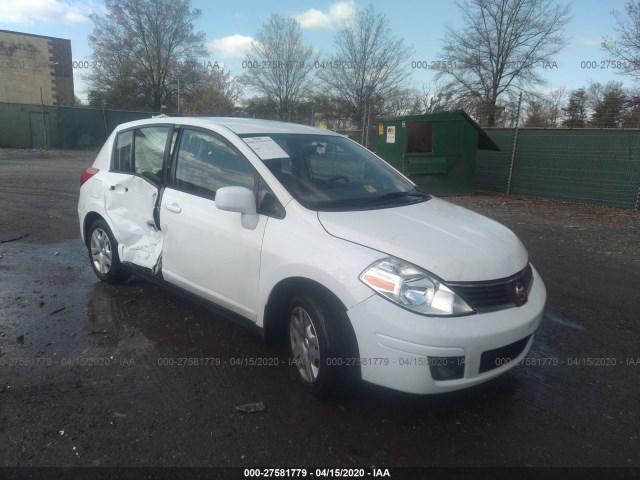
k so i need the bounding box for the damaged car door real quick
[105,125,172,272]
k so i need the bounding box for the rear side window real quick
[134,127,169,175]
[173,129,255,199]
[113,131,133,172]
[111,126,170,178]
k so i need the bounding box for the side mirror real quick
[215,186,259,230]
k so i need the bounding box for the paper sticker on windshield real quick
[364,185,377,193]
[243,136,290,160]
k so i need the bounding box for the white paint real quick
[78,116,548,395]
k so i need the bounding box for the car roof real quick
[115,116,340,136]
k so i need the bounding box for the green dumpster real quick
[375,110,500,195]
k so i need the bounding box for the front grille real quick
[479,335,531,373]
[448,264,533,313]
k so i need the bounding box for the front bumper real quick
[346,266,546,394]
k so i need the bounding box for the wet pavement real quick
[0,149,639,470]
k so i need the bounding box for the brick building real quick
[0,29,74,106]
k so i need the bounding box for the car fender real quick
[256,202,381,328]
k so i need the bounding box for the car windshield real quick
[240,134,429,211]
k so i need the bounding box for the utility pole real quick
[40,88,47,148]
[102,98,109,138]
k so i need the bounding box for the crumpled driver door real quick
[104,125,173,273]
[104,173,163,272]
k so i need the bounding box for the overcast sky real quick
[0,0,636,102]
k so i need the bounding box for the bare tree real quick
[241,96,280,120]
[524,98,554,127]
[162,58,210,112]
[602,1,640,81]
[317,4,413,133]
[436,0,571,126]
[465,95,518,126]
[414,81,463,114]
[307,94,354,129]
[88,0,207,111]
[522,87,565,127]
[547,86,566,126]
[182,66,243,116]
[380,88,421,117]
[242,14,317,121]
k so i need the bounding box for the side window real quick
[111,126,170,179]
[257,177,285,218]
[174,129,255,199]
[113,130,133,172]
[134,126,170,176]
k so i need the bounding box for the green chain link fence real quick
[0,102,157,149]
[477,128,640,210]
[1,102,639,210]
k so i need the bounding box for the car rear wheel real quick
[287,289,357,397]
[88,219,130,284]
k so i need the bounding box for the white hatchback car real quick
[78,117,545,396]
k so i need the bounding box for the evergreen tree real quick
[562,88,588,128]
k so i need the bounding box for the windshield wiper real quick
[363,190,430,206]
[309,198,366,210]
[309,191,429,211]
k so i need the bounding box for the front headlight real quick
[359,257,474,316]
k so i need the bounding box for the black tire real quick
[287,289,358,397]
[87,219,131,284]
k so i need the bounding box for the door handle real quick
[109,185,128,192]
[165,203,182,213]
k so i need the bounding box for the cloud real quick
[293,9,332,29]
[293,1,356,29]
[579,37,603,46]
[208,34,255,60]
[329,1,356,22]
[0,0,93,25]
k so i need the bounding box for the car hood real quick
[317,197,528,282]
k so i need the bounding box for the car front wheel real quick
[87,219,130,284]
[287,289,357,397]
